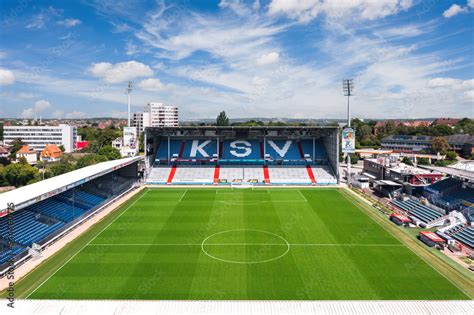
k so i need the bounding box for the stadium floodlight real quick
[126,81,134,127]
[342,79,354,127]
[342,79,354,184]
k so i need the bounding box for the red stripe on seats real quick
[167,165,177,184]
[263,165,270,185]
[306,165,317,185]
[213,165,220,185]
[297,142,305,159]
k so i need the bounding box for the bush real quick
[445,151,457,161]
[434,160,448,167]
[417,157,430,165]
[402,157,413,166]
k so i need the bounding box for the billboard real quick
[123,127,138,149]
[122,127,139,157]
[342,128,356,154]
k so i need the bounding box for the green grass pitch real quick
[26,188,468,300]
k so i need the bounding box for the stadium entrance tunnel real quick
[201,229,290,264]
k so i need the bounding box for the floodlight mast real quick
[126,81,134,127]
[342,79,354,184]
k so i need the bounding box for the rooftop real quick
[0,156,142,215]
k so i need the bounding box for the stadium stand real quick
[311,166,338,185]
[147,166,172,184]
[424,177,474,212]
[451,226,474,248]
[146,127,339,186]
[171,166,215,184]
[267,166,311,184]
[0,210,65,246]
[391,199,445,224]
[0,157,141,272]
[0,243,24,265]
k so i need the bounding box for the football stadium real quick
[0,125,473,315]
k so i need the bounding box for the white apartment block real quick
[147,102,179,127]
[4,124,77,153]
[132,111,150,133]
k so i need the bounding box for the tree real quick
[417,157,430,165]
[445,151,457,161]
[431,124,454,136]
[4,163,38,187]
[9,138,25,158]
[98,145,121,160]
[75,154,108,169]
[431,137,450,155]
[216,111,229,126]
[350,154,359,164]
[49,160,75,176]
[402,157,413,165]
[0,157,10,166]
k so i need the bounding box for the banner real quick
[342,128,356,154]
[123,127,138,150]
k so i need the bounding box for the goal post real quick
[231,182,254,190]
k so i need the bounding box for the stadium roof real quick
[0,156,142,216]
[418,165,474,181]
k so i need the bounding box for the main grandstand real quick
[144,126,339,185]
[0,157,141,273]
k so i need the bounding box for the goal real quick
[231,182,254,189]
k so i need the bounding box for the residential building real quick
[431,118,461,127]
[40,144,63,162]
[147,102,179,127]
[3,124,76,153]
[0,145,9,158]
[381,134,474,154]
[132,111,151,133]
[16,145,37,164]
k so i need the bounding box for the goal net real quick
[231,182,254,189]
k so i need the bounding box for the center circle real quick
[201,229,290,264]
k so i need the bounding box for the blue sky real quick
[0,0,473,120]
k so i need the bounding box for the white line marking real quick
[178,189,188,202]
[26,189,149,299]
[87,243,404,247]
[297,190,308,202]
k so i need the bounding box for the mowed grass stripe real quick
[6,188,469,300]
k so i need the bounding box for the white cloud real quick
[17,92,38,99]
[464,90,474,101]
[256,52,279,65]
[469,0,474,8]
[0,68,15,85]
[138,78,166,91]
[267,0,413,23]
[443,4,468,18]
[52,110,64,118]
[57,18,82,27]
[21,99,51,118]
[88,61,153,83]
[427,77,473,89]
[26,6,63,29]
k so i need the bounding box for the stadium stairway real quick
[213,165,220,185]
[167,165,177,184]
[306,165,317,185]
[263,165,270,185]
